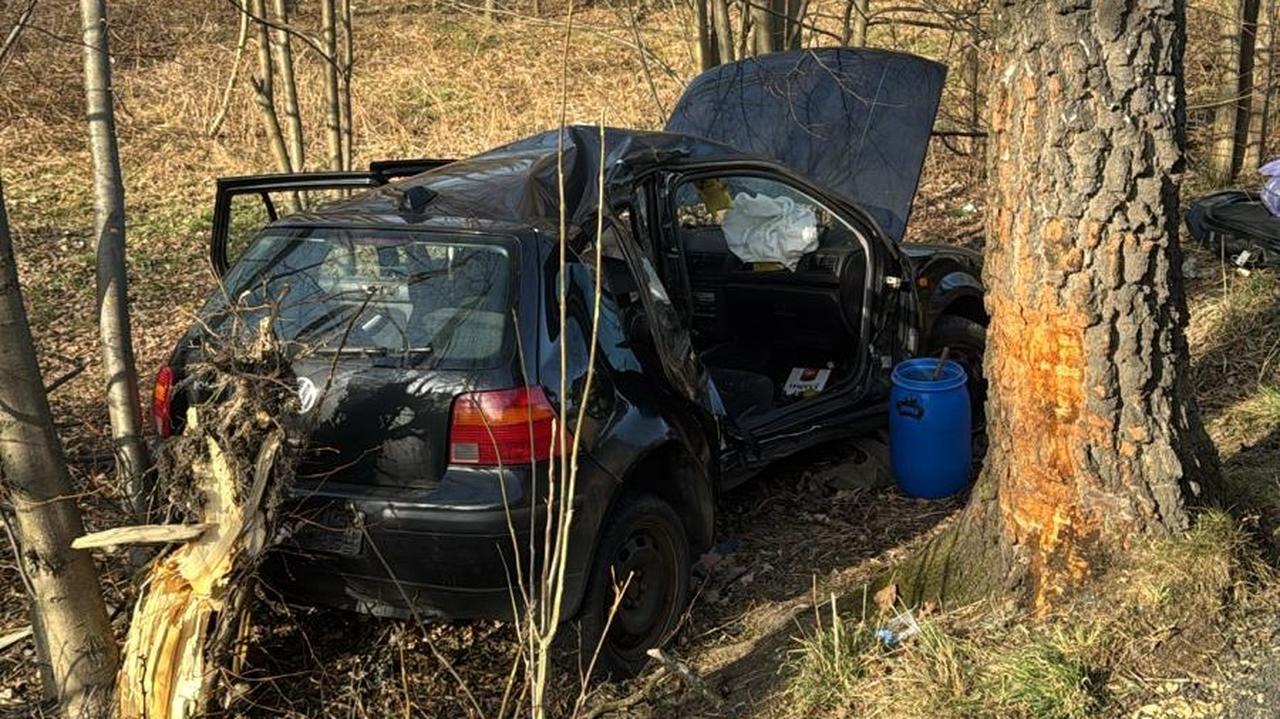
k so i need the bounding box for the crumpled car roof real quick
[325,126,757,240]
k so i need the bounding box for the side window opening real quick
[670,174,871,421]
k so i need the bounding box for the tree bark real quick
[711,0,734,67]
[1210,0,1261,183]
[80,0,151,520]
[0,178,118,718]
[249,0,293,176]
[846,0,870,46]
[695,0,718,71]
[339,0,354,171]
[898,0,1218,611]
[207,1,251,138]
[269,0,305,173]
[321,0,343,171]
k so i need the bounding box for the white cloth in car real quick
[721,192,819,270]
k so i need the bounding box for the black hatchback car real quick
[154,49,986,675]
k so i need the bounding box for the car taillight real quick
[449,386,567,466]
[152,366,174,438]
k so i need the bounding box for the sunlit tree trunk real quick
[321,0,343,171]
[269,0,304,173]
[80,0,151,519]
[695,0,718,71]
[1210,0,1261,183]
[711,0,734,64]
[901,0,1218,611]
[0,177,118,718]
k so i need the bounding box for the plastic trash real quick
[876,608,922,648]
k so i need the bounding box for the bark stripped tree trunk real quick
[0,178,118,718]
[899,0,1218,611]
[80,0,151,520]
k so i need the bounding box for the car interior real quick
[667,175,869,424]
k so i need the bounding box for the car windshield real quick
[206,227,515,368]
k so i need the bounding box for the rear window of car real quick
[207,227,516,368]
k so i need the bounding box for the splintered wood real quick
[117,408,282,718]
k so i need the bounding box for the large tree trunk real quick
[0,178,118,718]
[900,0,1218,611]
[80,0,151,520]
[1210,0,1262,183]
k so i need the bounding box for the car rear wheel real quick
[558,494,690,679]
[928,313,988,426]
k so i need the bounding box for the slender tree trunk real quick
[321,0,343,171]
[207,1,250,138]
[848,0,870,46]
[786,0,807,50]
[711,0,734,64]
[752,0,776,54]
[339,0,354,171]
[1245,0,1274,170]
[270,0,305,173]
[80,0,151,520]
[899,0,1217,611]
[1210,0,1261,183]
[1259,0,1280,164]
[0,178,118,718]
[249,0,292,175]
[695,0,718,71]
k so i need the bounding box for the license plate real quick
[291,506,363,557]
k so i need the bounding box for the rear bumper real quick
[265,462,605,622]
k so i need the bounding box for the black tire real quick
[928,314,988,423]
[557,494,691,679]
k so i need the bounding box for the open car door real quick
[210,159,454,275]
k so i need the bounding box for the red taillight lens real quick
[152,366,174,438]
[448,386,567,466]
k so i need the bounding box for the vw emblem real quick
[296,376,320,414]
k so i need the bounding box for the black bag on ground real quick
[1185,190,1280,266]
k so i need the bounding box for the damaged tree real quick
[0,177,118,717]
[899,0,1218,610]
[100,322,305,717]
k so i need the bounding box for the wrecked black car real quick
[153,48,986,675]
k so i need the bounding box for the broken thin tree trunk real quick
[321,0,343,171]
[897,0,1218,612]
[115,329,303,718]
[270,0,305,173]
[80,0,152,520]
[0,177,118,718]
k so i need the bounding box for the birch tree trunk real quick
[80,0,151,520]
[0,178,118,719]
[270,0,305,173]
[900,0,1218,611]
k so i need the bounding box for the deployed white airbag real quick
[721,192,819,270]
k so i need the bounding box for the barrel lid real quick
[892,358,968,392]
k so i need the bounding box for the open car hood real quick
[666,48,946,242]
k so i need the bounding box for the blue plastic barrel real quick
[889,358,972,499]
